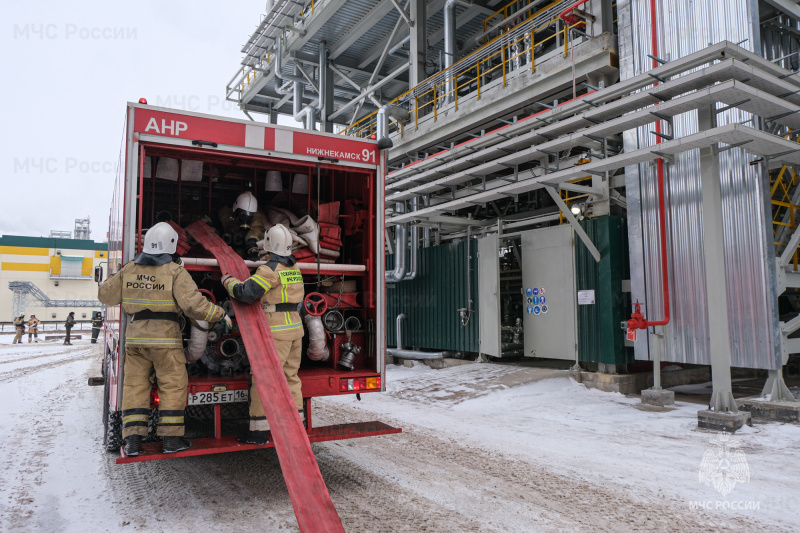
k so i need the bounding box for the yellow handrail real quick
[341,11,583,138]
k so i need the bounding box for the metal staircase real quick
[9,281,102,316]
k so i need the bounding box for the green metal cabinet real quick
[575,216,633,366]
[386,240,479,353]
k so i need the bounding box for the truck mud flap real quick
[180,220,345,533]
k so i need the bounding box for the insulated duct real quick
[275,38,316,129]
[404,198,419,280]
[444,0,457,103]
[386,313,446,359]
[385,203,408,282]
[317,41,328,123]
[376,105,410,144]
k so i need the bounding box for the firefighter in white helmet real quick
[98,222,232,456]
[222,223,305,445]
[217,191,269,260]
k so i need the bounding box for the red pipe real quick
[629,0,671,330]
[559,0,591,25]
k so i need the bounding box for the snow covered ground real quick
[0,337,798,532]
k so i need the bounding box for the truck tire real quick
[102,349,123,452]
[144,408,161,443]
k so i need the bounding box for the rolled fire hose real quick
[304,313,330,361]
[185,320,209,363]
[186,289,215,363]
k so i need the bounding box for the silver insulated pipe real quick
[317,41,327,118]
[385,202,408,282]
[377,105,409,142]
[444,0,457,103]
[387,313,446,360]
[404,198,419,280]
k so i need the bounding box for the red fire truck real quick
[95,102,398,463]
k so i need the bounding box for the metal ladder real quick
[8,281,102,316]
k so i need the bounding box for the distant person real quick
[64,312,75,345]
[26,315,40,343]
[98,222,231,456]
[12,314,25,344]
[91,311,103,344]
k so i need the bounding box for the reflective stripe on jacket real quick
[98,260,225,347]
[224,259,304,341]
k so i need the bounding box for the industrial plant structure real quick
[226,0,800,428]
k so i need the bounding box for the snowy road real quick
[1,337,798,532]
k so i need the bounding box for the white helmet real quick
[143,222,178,255]
[233,191,258,230]
[264,224,293,256]
[233,191,258,215]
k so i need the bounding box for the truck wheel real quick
[102,350,123,452]
[105,411,123,452]
[144,408,162,443]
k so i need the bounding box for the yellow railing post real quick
[477,61,481,99]
[792,208,798,270]
[455,74,459,110]
[434,85,438,121]
[564,23,568,57]
[415,96,419,128]
[531,28,536,73]
[502,43,507,86]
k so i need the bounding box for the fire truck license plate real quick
[188,389,249,405]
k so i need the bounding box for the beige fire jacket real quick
[98,260,225,348]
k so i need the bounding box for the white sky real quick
[0,0,279,241]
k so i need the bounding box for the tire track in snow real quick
[312,400,794,533]
[0,349,94,384]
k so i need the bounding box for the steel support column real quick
[698,105,738,413]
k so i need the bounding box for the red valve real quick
[198,289,217,304]
[303,292,328,316]
[627,301,648,331]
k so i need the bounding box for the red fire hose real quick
[186,221,345,533]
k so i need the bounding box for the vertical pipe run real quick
[404,198,419,280]
[317,40,327,128]
[385,202,408,282]
[293,64,303,118]
[444,0,457,103]
[396,313,407,350]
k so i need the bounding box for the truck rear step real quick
[117,421,401,463]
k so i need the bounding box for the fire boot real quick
[238,430,269,445]
[162,436,191,454]
[124,435,142,457]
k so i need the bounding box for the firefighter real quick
[222,224,305,445]
[98,222,231,456]
[12,314,25,344]
[91,311,103,344]
[217,191,269,260]
[26,315,40,343]
[64,312,75,345]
